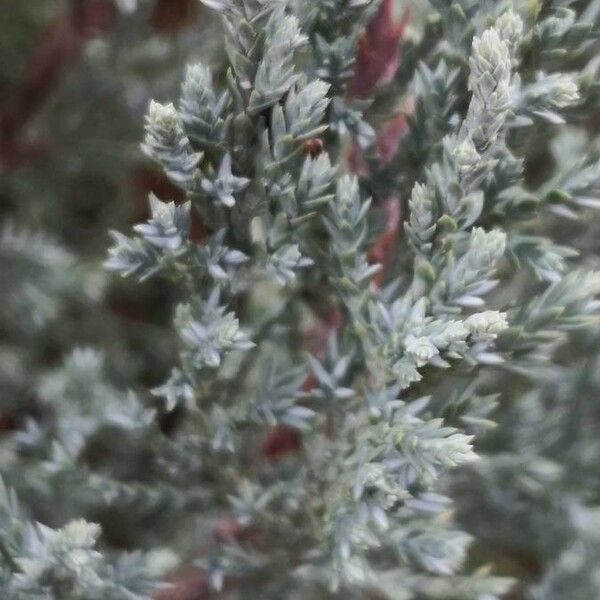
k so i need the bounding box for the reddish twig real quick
[348,0,410,98]
[368,197,401,287]
[376,113,408,164]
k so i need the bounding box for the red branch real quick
[368,197,401,287]
[376,113,408,164]
[348,0,410,98]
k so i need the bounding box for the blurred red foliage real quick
[376,113,407,164]
[262,423,303,460]
[151,0,198,34]
[348,0,410,98]
[346,1,411,172]
[368,197,401,287]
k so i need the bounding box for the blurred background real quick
[0,0,223,576]
[0,0,216,407]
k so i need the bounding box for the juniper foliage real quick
[3,0,600,599]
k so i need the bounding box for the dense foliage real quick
[2,0,600,598]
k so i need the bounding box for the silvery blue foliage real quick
[180,62,231,150]
[0,479,174,599]
[36,348,155,454]
[106,195,248,283]
[200,153,250,208]
[100,1,600,597]
[141,101,202,189]
[177,288,254,369]
[5,0,600,598]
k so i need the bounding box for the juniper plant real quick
[101,0,600,597]
[2,0,600,599]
